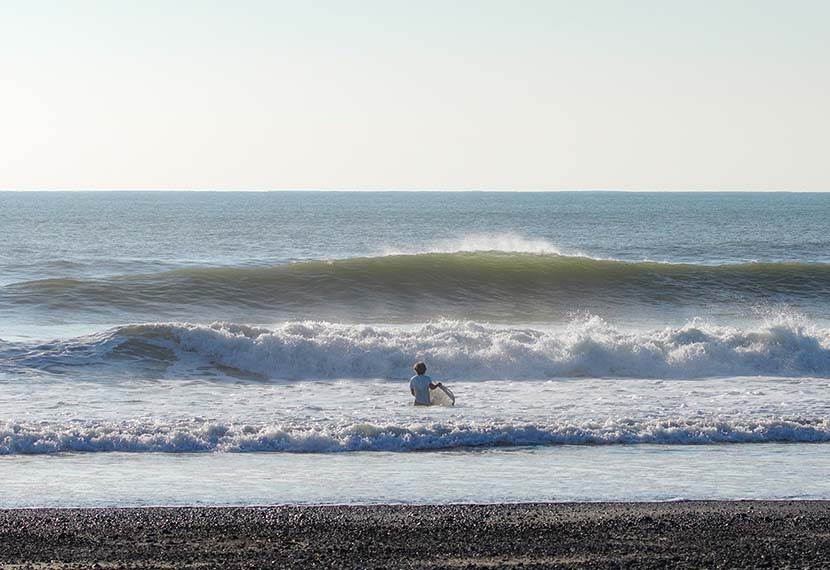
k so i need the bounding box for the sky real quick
[1,0,828,191]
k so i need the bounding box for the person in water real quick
[409,361,442,406]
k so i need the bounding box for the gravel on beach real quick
[1,501,829,569]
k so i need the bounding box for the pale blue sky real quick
[1,1,828,190]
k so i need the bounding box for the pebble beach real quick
[2,502,829,569]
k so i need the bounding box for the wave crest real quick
[381,233,570,256]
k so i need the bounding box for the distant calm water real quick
[1,191,830,505]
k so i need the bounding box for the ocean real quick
[2,191,830,507]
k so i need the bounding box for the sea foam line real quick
[2,417,830,454]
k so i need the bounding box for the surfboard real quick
[430,384,455,406]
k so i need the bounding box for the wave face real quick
[6,317,830,380]
[2,417,829,454]
[4,253,830,321]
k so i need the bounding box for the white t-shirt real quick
[409,374,433,405]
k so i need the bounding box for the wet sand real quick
[1,501,829,569]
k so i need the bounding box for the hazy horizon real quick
[0,188,824,193]
[2,1,828,191]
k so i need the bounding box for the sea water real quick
[1,191,830,506]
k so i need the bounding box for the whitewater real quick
[3,314,829,455]
[2,191,830,504]
[5,316,830,381]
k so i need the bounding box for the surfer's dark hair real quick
[413,362,427,375]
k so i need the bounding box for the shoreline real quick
[2,501,829,569]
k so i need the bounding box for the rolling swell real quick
[6,318,830,380]
[3,253,830,321]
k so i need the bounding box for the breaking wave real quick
[380,234,574,256]
[5,317,830,380]
[2,417,829,454]
[4,253,830,321]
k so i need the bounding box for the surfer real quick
[409,361,442,406]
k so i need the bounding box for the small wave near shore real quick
[2,416,830,454]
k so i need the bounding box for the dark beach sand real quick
[1,502,829,569]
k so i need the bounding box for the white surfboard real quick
[430,384,455,406]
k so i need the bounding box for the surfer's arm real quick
[429,382,442,389]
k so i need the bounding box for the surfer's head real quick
[413,361,427,375]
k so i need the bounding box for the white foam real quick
[7,314,830,381]
[2,416,829,454]
[381,233,571,256]
[139,316,830,380]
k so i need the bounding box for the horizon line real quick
[0,188,818,193]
